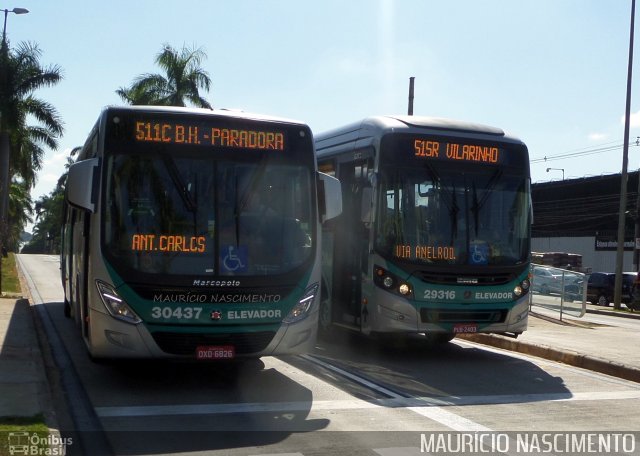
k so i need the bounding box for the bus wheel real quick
[318,282,333,338]
[87,351,115,365]
[426,333,455,344]
[63,299,71,318]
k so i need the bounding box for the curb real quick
[12,266,65,437]
[586,307,640,320]
[459,332,640,384]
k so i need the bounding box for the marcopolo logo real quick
[7,432,73,455]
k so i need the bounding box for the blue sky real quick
[5,0,640,206]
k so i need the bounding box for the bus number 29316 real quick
[424,290,456,300]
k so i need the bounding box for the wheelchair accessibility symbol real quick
[222,245,248,273]
[470,242,489,265]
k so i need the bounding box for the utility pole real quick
[0,7,30,294]
[407,77,415,115]
[635,167,640,271]
[615,0,635,309]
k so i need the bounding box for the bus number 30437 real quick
[151,306,203,320]
[424,290,456,300]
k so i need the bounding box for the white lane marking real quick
[414,389,640,406]
[249,454,303,456]
[96,398,385,417]
[373,448,422,456]
[95,389,640,418]
[408,405,492,432]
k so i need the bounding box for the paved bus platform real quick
[463,305,640,383]
[1,293,640,423]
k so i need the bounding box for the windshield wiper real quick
[425,163,458,242]
[232,158,270,246]
[471,184,479,236]
[162,156,197,214]
[236,158,269,214]
[470,169,503,235]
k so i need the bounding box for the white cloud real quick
[40,173,61,185]
[588,132,607,141]
[621,109,640,128]
[43,149,71,166]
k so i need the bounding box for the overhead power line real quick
[530,140,640,164]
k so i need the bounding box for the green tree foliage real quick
[21,182,64,254]
[116,43,212,108]
[1,41,64,185]
[21,155,73,254]
[7,179,32,251]
[0,40,64,252]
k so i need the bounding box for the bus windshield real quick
[375,164,530,266]
[103,151,314,276]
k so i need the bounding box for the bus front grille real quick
[152,331,276,355]
[416,271,514,286]
[420,309,507,324]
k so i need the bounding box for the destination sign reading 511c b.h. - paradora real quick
[134,120,286,151]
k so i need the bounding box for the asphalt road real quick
[18,254,640,456]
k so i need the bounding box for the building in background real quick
[531,171,638,273]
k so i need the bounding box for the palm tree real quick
[0,40,63,256]
[7,179,33,251]
[22,189,63,254]
[10,99,63,188]
[116,43,212,108]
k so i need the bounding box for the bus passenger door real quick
[333,157,373,330]
[66,157,99,340]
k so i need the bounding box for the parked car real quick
[532,267,563,295]
[586,272,637,306]
[562,276,585,302]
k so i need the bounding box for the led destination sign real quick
[132,234,206,253]
[134,120,285,151]
[414,139,500,164]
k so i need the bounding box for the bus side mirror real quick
[361,187,373,224]
[66,158,99,213]
[318,172,342,223]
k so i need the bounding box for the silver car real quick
[532,267,563,295]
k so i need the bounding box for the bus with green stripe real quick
[315,116,531,343]
[61,105,341,360]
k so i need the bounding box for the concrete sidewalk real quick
[1,294,640,422]
[0,295,57,421]
[463,306,640,383]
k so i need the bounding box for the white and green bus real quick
[61,106,341,360]
[316,116,531,343]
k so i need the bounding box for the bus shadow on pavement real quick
[311,329,572,405]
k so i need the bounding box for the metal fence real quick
[530,264,587,319]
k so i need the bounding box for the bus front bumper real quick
[367,290,530,336]
[86,308,318,359]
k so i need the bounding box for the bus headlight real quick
[96,281,142,324]
[283,283,319,324]
[374,265,413,298]
[514,277,531,297]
